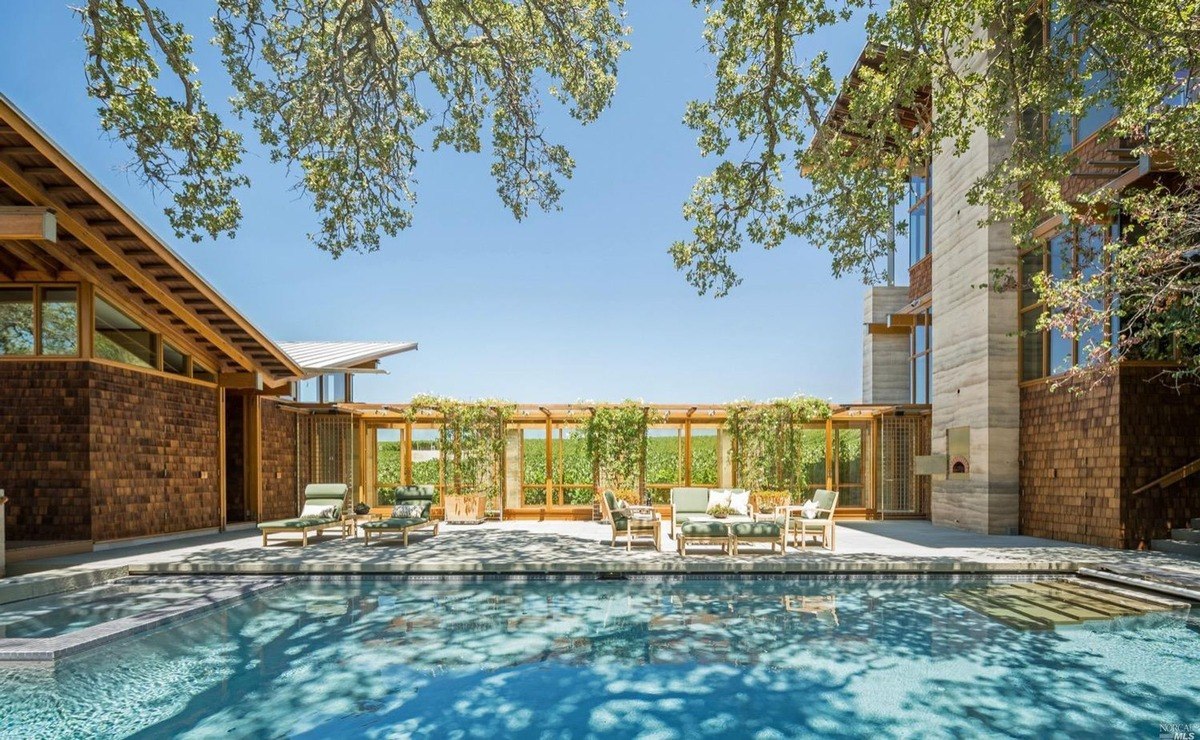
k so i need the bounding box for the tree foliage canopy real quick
[78,1,1200,381]
[80,0,628,255]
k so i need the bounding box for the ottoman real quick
[730,521,784,555]
[677,521,732,556]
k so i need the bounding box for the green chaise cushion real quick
[361,517,428,530]
[679,521,730,538]
[258,516,336,529]
[730,521,781,538]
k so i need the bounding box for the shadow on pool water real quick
[0,576,1195,739]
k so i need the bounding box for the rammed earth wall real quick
[0,360,221,543]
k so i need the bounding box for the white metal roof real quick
[279,341,418,376]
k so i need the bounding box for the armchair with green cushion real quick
[360,485,441,546]
[259,483,349,547]
[777,488,840,551]
[599,490,661,551]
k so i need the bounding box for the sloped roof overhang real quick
[0,94,303,384]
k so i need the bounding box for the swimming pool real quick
[0,577,258,639]
[0,575,1195,738]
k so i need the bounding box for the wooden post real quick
[825,417,834,490]
[247,394,263,521]
[217,387,226,530]
[544,414,553,506]
[683,413,693,486]
[639,408,649,505]
[404,420,413,485]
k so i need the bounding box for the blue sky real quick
[1,3,875,404]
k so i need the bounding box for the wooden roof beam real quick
[1,239,61,279]
[0,99,300,380]
[0,206,55,241]
[0,156,275,377]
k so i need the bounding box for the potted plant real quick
[707,504,737,519]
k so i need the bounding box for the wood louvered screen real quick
[297,413,358,508]
[877,414,931,516]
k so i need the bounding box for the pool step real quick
[1079,563,1200,602]
[945,578,1188,631]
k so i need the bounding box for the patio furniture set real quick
[600,486,839,555]
[259,484,440,547]
[260,483,837,555]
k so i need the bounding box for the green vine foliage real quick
[583,400,664,497]
[724,395,831,496]
[406,395,515,501]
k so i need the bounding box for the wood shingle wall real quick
[260,399,299,522]
[0,361,220,543]
[1019,375,1122,547]
[1020,366,1200,548]
[1120,366,1200,548]
[0,362,92,541]
[88,364,221,541]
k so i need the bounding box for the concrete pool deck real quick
[5,521,1200,592]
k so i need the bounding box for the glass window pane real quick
[689,426,719,486]
[162,342,187,376]
[375,428,403,486]
[1049,321,1074,375]
[913,353,929,404]
[39,288,78,355]
[410,428,442,498]
[908,199,928,265]
[645,427,682,486]
[1021,309,1045,380]
[0,287,34,355]
[93,297,156,368]
[321,374,347,403]
[1020,248,1044,308]
[1049,233,1073,280]
[192,362,217,384]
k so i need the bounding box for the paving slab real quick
[9,520,1200,579]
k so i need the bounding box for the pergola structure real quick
[284,401,932,522]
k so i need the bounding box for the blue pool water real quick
[0,575,1196,738]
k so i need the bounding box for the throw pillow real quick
[800,499,820,519]
[300,503,335,519]
[728,490,750,516]
[392,503,425,519]
[706,489,731,511]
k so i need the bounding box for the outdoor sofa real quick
[361,485,441,546]
[259,483,349,547]
[668,487,754,537]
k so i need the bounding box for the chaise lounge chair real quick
[259,483,349,547]
[360,485,441,546]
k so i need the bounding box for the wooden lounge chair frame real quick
[259,483,350,547]
[599,490,661,551]
[777,489,840,551]
[676,525,731,556]
[362,506,441,546]
[361,486,441,546]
